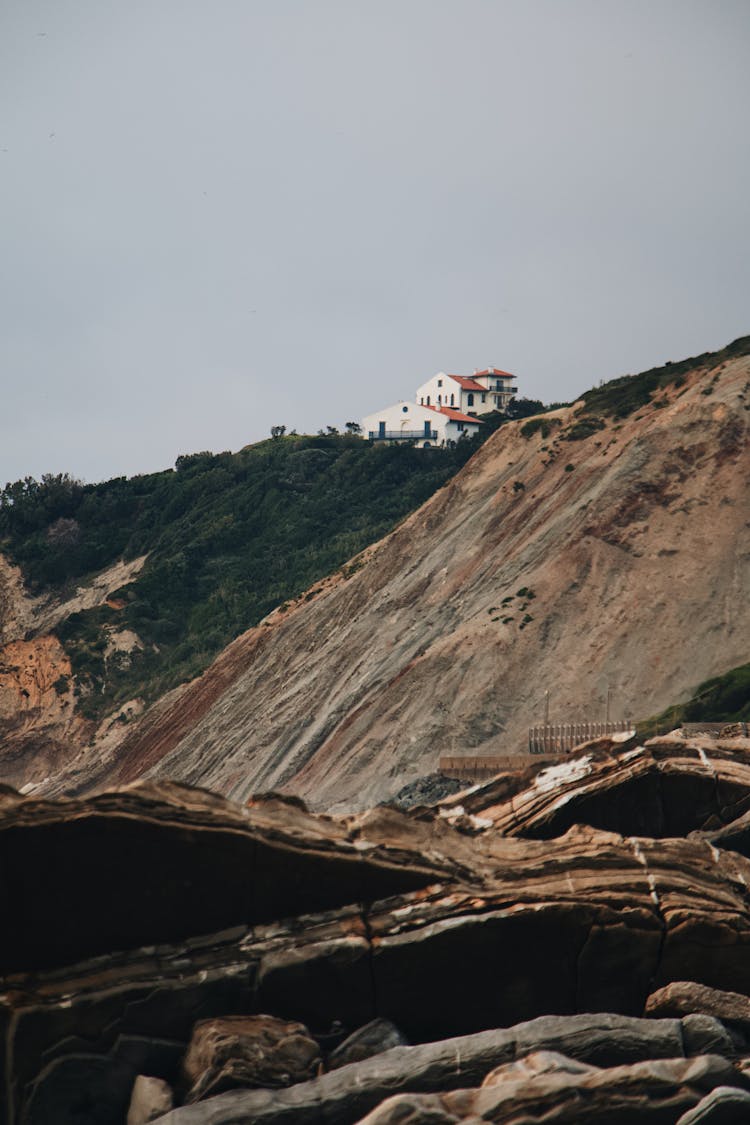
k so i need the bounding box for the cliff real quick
[0,553,146,788]
[74,345,750,811]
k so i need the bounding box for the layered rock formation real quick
[0,553,146,787]
[42,348,747,811]
[6,735,750,1123]
[436,734,750,839]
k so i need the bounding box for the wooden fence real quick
[528,720,635,755]
[439,754,565,781]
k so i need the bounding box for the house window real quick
[438,394,442,404]
[426,396,430,405]
[450,393,455,405]
[467,393,474,406]
[437,379,443,387]
[457,423,465,432]
[402,405,408,413]
[420,397,424,405]
[481,393,486,403]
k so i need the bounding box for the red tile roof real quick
[425,405,483,424]
[473,368,515,379]
[449,376,487,393]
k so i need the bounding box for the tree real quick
[345,422,362,435]
[46,517,81,548]
[270,425,287,440]
[506,397,547,420]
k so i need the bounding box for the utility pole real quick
[544,689,550,725]
[606,683,611,724]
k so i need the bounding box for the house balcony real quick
[368,430,439,442]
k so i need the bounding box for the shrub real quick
[563,416,605,441]
[521,417,551,440]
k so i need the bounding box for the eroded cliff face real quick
[0,554,146,786]
[61,351,746,812]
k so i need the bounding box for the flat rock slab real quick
[358,1054,745,1125]
[155,1014,731,1125]
[676,1085,750,1123]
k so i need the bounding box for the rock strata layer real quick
[437,735,750,839]
[6,736,750,1123]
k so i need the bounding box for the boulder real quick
[182,1015,321,1103]
[646,982,750,1025]
[328,1019,408,1070]
[127,1075,174,1124]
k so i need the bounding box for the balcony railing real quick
[369,430,438,441]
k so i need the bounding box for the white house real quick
[362,366,517,448]
[361,400,482,448]
[416,368,517,417]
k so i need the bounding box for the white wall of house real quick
[361,401,480,447]
[471,369,517,411]
[362,401,444,447]
[415,373,491,416]
[416,373,462,410]
[436,411,481,442]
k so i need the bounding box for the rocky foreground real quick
[6,733,750,1123]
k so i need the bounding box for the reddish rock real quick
[182,1015,320,1103]
[645,982,750,1030]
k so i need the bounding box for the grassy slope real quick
[0,435,485,717]
[637,663,750,737]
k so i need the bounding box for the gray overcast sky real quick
[1,0,748,483]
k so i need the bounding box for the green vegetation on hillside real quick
[638,663,750,738]
[0,434,491,717]
[580,335,750,419]
[2,331,746,727]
